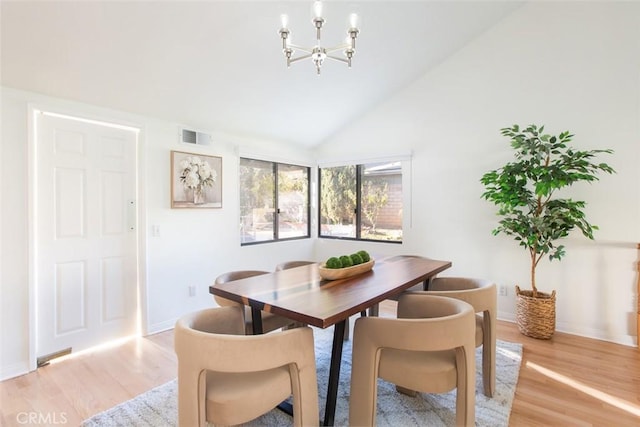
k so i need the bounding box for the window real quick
[319,161,403,242]
[240,158,310,244]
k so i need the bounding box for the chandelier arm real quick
[287,44,314,54]
[325,56,349,64]
[289,53,313,64]
[324,44,353,54]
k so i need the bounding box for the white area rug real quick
[83,325,522,427]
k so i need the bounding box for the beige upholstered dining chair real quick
[174,306,319,427]
[415,277,496,397]
[275,260,315,271]
[213,270,300,334]
[349,294,476,427]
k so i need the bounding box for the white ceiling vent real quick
[181,128,212,146]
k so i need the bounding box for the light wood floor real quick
[1,302,639,426]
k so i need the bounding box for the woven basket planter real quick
[515,285,556,339]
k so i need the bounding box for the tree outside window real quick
[319,165,356,238]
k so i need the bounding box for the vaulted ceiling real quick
[1,1,522,147]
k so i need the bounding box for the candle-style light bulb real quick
[349,13,359,28]
[280,14,289,28]
[313,1,323,19]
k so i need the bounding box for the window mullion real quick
[305,167,311,238]
[356,164,362,239]
[273,162,279,240]
[317,168,322,237]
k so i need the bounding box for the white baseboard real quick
[497,312,636,348]
[147,318,177,335]
[555,321,637,348]
[497,311,516,323]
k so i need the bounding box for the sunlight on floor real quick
[497,346,522,361]
[526,361,640,417]
[49,335,137,364]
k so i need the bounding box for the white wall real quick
[0,88,315,380]
[1,88,31,379]
[315,1,640,346]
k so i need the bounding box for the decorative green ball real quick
[350,253,363,265]
[339,255,353,268]
[326,257,342,269]
[357,250,371,262]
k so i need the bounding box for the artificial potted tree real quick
[480,124,615,339]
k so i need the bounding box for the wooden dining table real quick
[209,254,452,426]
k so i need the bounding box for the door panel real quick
[102,171,126,235]
[55,261,86,334]
[37,113,138,358]
[102,256,127,322]
[55,168,85,238]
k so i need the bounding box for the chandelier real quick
[278,1,360,74]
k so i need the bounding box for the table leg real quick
[251,307,263,335]
[277,401,293,416]
[323,320,346,426]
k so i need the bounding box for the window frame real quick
[239,157,311,246]
[317,162,403,244]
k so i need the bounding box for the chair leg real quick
[455,347,475,427]
[368,303,379,317]
[482,312,496,397]
[482,342,495,397]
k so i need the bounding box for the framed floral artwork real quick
[171,150,222,208]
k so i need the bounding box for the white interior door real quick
[36,112,138,359]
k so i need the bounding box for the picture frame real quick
[171,150,222,208]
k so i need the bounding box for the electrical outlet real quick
[499,285,508,296]
[188,285,196,297]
